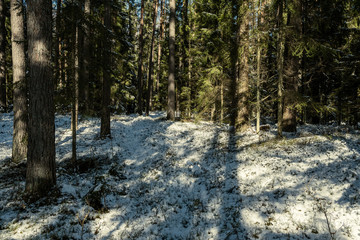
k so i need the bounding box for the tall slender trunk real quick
[256,0,262,133]
[11,0,28,163]
[83,0,91,114]
[156,0,165,94]
[26,0,56,196]
[282,0,301,132]
[55,0,62,87]
[277,0,285,137]
[146,0,159,116]
[71,5,79,132]
[220,79,224,123]
[100,0,111,138]
[179,0,189,117]
[256,44,261,133]
[187,4,194,119]
[137,0,145,115]
[0,0,6,112]
[167,0,176,120]
[60,41,66,87]
[236,1,250,132]
[72,23,79,164]
[229,1,240,128]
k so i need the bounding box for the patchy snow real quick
[1,112,360,239]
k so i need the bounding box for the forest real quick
[0,0,360,239]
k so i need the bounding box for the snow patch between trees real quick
[0,112,360,239]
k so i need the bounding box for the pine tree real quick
[55,0,62,87]
[277,0,285,137]
[100,0,112,138]
[146,0,159,116]
[167,0,176,121]
[156,0,165,95]
[282,0,301,132]
[236,0,250,131]
[11,0,28,163]
[82,0,91,114]
[26,0,56,196]
[0,0,6,112]
[137,0,145,115]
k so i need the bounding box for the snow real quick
[1,112,360,239]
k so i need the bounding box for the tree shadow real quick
[1,115,360,239]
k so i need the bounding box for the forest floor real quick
[0,112,360,240]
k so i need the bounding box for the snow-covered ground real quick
[1,112,360,240]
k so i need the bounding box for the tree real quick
[71,5,80,164]
[167,0,176,121]
[236,0,250,131]
[11,0,28,163]
[0,0,6,112]
[100,0,111,138]
[229,0,250,131]
[282,0,301,132]
[54,0,62,87]
[277,0,285,137]
[156,0,165,95]
[181,0,190,118]
[136,0,145,115]
[82,0,91,114]
[145,0,159,116]
[229,0,240,128]
[255,0,265,133]
[26,0,56,195]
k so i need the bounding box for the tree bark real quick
[72,23,80,164]
[167,0,176,121]
[256,0,262,134]
[282,0,301,132]
[230,0,250,132]
[54,0,62,87]
[0,0,6,112]
[100,0,111,138]
[277,0,285,137]
[82,0,90,114]
[11,0,28,163]
[236,1,250,132]
[146,0,159,116]
[156,0,165,94]
[26,0,56,196]
[229,1,239,129]
[136,0,145,115]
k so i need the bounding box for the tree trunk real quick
[0,0,6,112]
[220,78,224,123]
[230,1,250,132]
[82,0,90,114]
[137,0,145,115]
[72,23,80,164]
[282,0,301,132]
[156,0,165,94]
[236,1,250,132]
[277,0,285,137]
[187,5,194,119]
[180,0,189,118]
[26,0,56,196]
[11,0,28,163]
[229,1,240,129]
[255,0,262,134]
[146,0,159,116]
[167,0,176,121]
[54,0,62,87]
[100,0,111,138]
